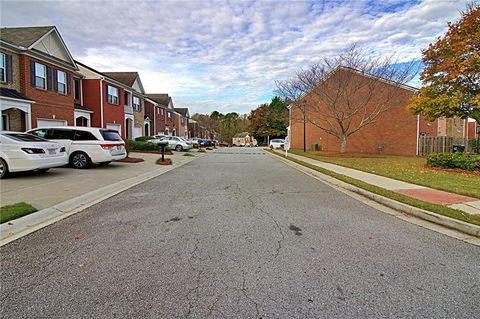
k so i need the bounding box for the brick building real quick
[147,94,176,136]
[0,26,80,130]
[289,67,446,156]
[174,108,190,139]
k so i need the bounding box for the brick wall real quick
[290,68,422,156]
[102,81,125,138]
[0,49,21,91]
[81,79,101,127]
[20,55,75,127]
[2,108,25,131]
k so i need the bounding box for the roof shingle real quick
[0,88,32,101]
[0,26,54,48]
[102,72,138,87]
[147,94,171,106]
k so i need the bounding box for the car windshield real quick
[3,133,48,142]
[101,130,123,141]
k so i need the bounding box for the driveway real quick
[1,147,479,318]
[0,151,196,210]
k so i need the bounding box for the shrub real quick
[469,139,480,153]
[427,153,480,171]
[135,136,154,142]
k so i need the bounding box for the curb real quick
[266,151,480,240]
[0,155,201,247]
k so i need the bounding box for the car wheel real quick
[0,158,9,179]
[175,145,183,151]
[70,152,91,169]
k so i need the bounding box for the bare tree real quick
[275,46,419,153]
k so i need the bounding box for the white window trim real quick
[35,62,47,89]
[107,85,119,105]
[57,70,66,94]
[0,53,5,83]
[133,96,140,111]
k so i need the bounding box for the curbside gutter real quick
[0,155,201,247]
[266,151,480,241]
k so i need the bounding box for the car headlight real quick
[21,148,45,154]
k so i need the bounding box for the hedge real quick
[427,153,480,171]
[134,136,154,142]
[125,140,171,152]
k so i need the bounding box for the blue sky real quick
[0,0,469,114]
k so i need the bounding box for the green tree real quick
[410,3,480,124]
[249,96,288,142]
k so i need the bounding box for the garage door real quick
[106,123,121,134]
[37,119,67,127]
[133,126,142,139]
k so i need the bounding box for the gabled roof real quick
[0,88,33,101]
[147,94,171,106]
[233,132,250,138]
[174,108,189,117]
[0,26,53,48]
[102,72,138,87]
[0,26,77,69]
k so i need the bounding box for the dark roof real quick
[102,72,138,87]
[147,94,171,106]
[74,104,92,112]
[174,108,189,117]
[233,132,250,138]
[0,26,54,48]
[0,88,31,101]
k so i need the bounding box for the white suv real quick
[28,126,127,169]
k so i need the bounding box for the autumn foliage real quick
[410,3,480,124]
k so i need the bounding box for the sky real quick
[0,0,470,115]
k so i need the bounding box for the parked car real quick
[218,141,229,147]
[145,135,166,145]
[269,139,285,149]
[28,126,127,169]
[0,131,68,179]
[189,138,200,147]
[160,136,193,151]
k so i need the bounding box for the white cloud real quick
[0,0,470,114]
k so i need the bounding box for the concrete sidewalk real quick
[280,150,480,215]
[0,150,205,246]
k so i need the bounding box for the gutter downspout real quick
[99,78,104,128]
[153,103,156,135]
[416,115,420,156]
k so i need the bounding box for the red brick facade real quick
[290,69,439,156]
[81,79,126,138]
[20,55,76,127]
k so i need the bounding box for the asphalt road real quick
[1,148,479,318]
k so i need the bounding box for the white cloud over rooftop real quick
[1,0,469,114]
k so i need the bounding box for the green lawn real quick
[289,149,480,199]
[268,150,480,226]
[1,202,37,224]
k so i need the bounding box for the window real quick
[74,130,97,141]
[167,112,172,119]
[101,130,122,141]
[5,133,47,142]
[49,129,75,140]
[107,85,119,104]
[74,79,80,100]
[35,62,47,89]
[133,96,140,111]
[57,70,66,93]
[0,53,5,82]
[29,129,48,138]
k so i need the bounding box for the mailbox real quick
[158,140,169,161]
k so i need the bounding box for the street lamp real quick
[303,100,306,152]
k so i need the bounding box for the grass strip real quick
[183,153,195,157]
[1,202,37,224]
[267,150,480,226]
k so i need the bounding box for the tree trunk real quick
[339,135,347,153]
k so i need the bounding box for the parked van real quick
[27,126,126,169]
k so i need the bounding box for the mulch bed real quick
[118,156,145,163]
[427,166,480,176]
[129,150,174,155]
[156,158,172,165]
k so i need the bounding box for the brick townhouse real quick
[174,108,190,139]
[289,67,449,156]
[146,94,176,136]
[103,72,145,139]
[0,26,83,130]
[75,61,129,138]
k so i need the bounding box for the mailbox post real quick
[158,140,169,162]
